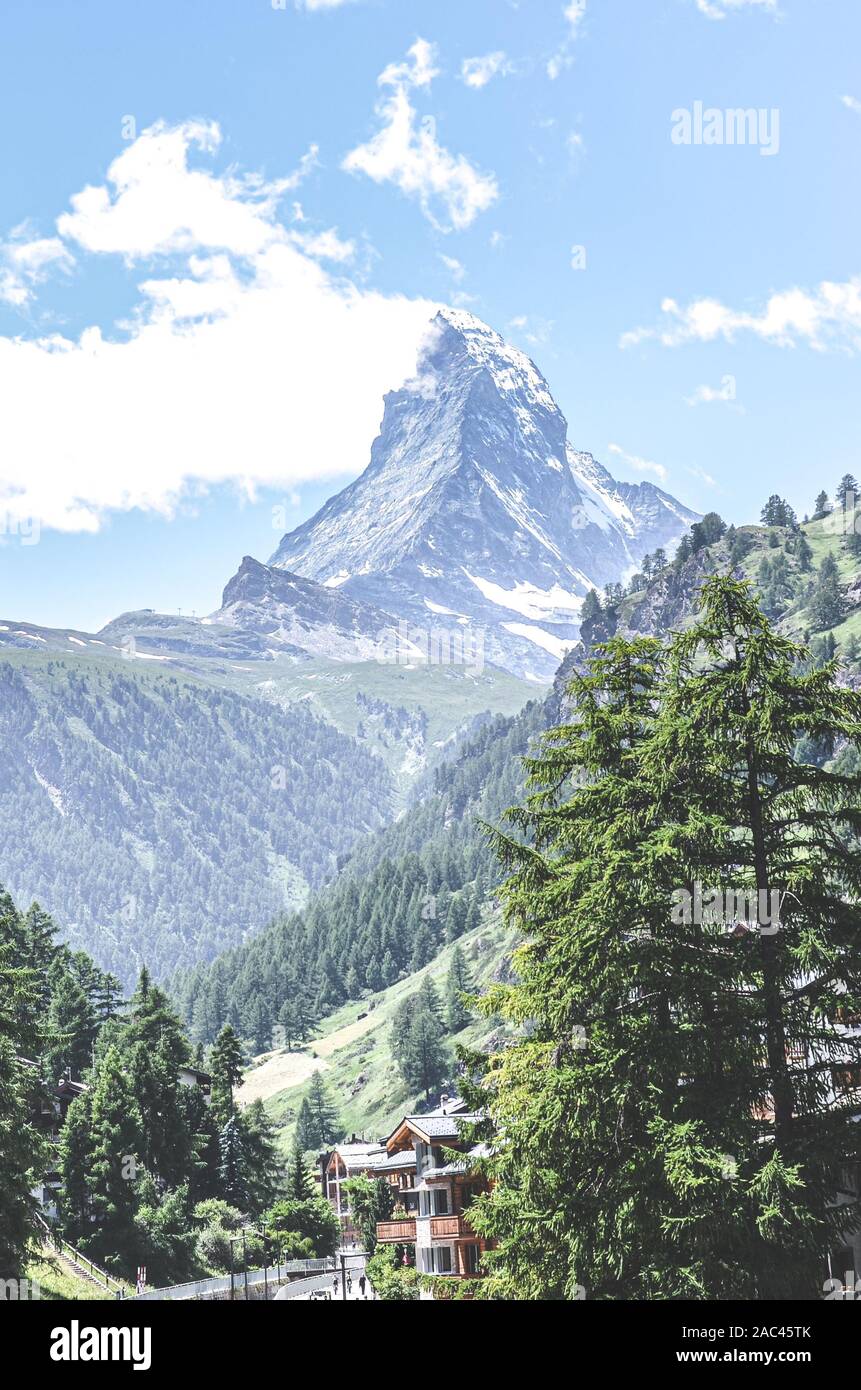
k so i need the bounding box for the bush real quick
[366,1245,420,1301]
[263,1197,340,1257]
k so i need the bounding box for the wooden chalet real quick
[374,1097,491,1288]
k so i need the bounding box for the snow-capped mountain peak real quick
[267,310,698,679]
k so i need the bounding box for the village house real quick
[24,1065,88,1221]
[374,1096,492,1290]
[320,1137,387,1244]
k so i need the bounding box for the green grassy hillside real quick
[240,910,518,1150]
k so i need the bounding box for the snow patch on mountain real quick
[465,573,584,621]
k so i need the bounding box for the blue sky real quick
[0,0,859,630]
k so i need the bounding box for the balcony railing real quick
[430,1214,474,1239]
[376,1218,417,1243]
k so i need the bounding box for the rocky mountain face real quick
[268,309,698,680]
[212,555,400,663]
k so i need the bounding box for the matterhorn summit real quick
[265,309,698,679]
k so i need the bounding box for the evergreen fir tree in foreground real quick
[469,577,861,1300]
[0,938,47,1279]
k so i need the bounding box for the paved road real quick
[275,1253,373,1301]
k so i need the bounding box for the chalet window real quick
[831,1064,861,1095]
[435,1246,452,1274]
[464,1244,480,1275]
[435,1190,449,1216]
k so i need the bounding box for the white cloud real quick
[379,37,439,91]
[0,120,438,535]
[439,253,466,282]
[694,0,778,17]
[548,1,587,80]
[343,40,499,231]
[608,442,667,482]
[507,315,553,347]
[687,465,717,486]
[291,227,355,262]
[621,278,861,352]
[57,121,318,261]
[0,232,74,306]
[461,52,511,90]
[842,95,861,115]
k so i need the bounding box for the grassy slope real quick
[25,1249,117,1301]
[778,515,861,647]
[249,910,518,1152]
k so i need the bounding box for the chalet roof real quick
[56,1078,87,1096]
[422,1097,470,1118]
[326,1141,386,1172]
[342,1141,385,1158]
[403,1113,483,1139]
[372,1149,416,1173]
[425,1143,490,1178]
[178,1064,212,1084]
[382,1096,485,1150]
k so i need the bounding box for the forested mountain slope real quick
[0,653,393,984]
[562,495,861,689]
[171,697,547,1045]
[257,911,519,1157]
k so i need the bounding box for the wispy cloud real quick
[291,0,361,9]
[548,1,587,80]
[621,278,861,353]
[439,253,466,282]
[842,94,861,115]
[694,0,779,18]
[687,465,717,487]
[608,442,667,482]
[0,119,438,535]
[507,314,553,347]
[343,40,499,232]
[461,52,512,90]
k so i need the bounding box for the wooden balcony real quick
[430,1214,474,1240]
[376,1218,417,1243]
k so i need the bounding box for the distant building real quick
[320,1137,386,1244]
[177,1063,212,1103]
[25,1067,88,1222]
